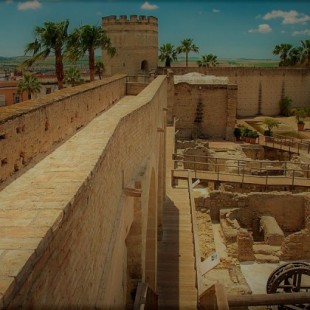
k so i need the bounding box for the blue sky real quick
[0,0,309,59]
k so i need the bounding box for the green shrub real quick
[233,127,242,139]
[279,96,292,116]
[241,127,251,137]
[295,108,306,124]
[248,130,259,138]
[264,130,272,137]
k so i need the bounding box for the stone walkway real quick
[157,126,197,309]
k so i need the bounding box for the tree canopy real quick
[158,43,178,67]
[197,54,218,68]
[23,20,70,89]
[273,40,310,67]
[67,25,115,81]
[176,38,199,67]
[17,73,41,100]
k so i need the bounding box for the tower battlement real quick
[102,15,158,25]
[102,14,158,76]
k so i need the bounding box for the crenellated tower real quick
[102,15,158,76]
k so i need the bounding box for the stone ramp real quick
[157,126,197,309]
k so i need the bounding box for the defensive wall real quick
[0,75,167,308]
[0,75,126,187]
[159,67,310,117]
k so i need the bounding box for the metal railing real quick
[173,153,310,177]
[260,134,310,154]
[172,158,310,188]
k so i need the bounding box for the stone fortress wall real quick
[102,15,158,76]
[0,75,167,308]
[0,75,126,187]
[159,67,310,118]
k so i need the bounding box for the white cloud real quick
[248,24,272,34]
[212,9,220,13]
[263,10,310,25]
[292,29,310,36]
[18,0,41,10]
[141,1,158,10]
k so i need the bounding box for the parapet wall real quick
[161,67,310,117]
[103,15,158,25]
[0,75,126,187]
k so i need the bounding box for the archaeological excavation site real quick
[170,130,310,308]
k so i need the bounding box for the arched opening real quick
[141,60,149,72]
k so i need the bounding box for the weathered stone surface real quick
[254,254,279,263]
[237,229,255,262]
[260,215,284,246]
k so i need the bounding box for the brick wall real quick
[0,76,167,308]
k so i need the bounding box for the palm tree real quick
[64,67,84,87]
[23,20,70,89]
[301,40,310,66]
[197,54,219,68]
[273,43,293,67]
[95,61,105,80]
[158,43,178,67]
[67,25,115,82]
[288,46,304,66]
[17,73,41,100]
[176,38,199,67]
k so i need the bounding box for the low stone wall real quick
[207,192,310,261]
[281,217,310,260]
[205,191,307,232]
[0,74,126,187]
[260,216,284,246]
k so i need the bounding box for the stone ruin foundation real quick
[201,191,310,263]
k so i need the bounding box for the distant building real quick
[0,77,58,107]
[0,81,27,106]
